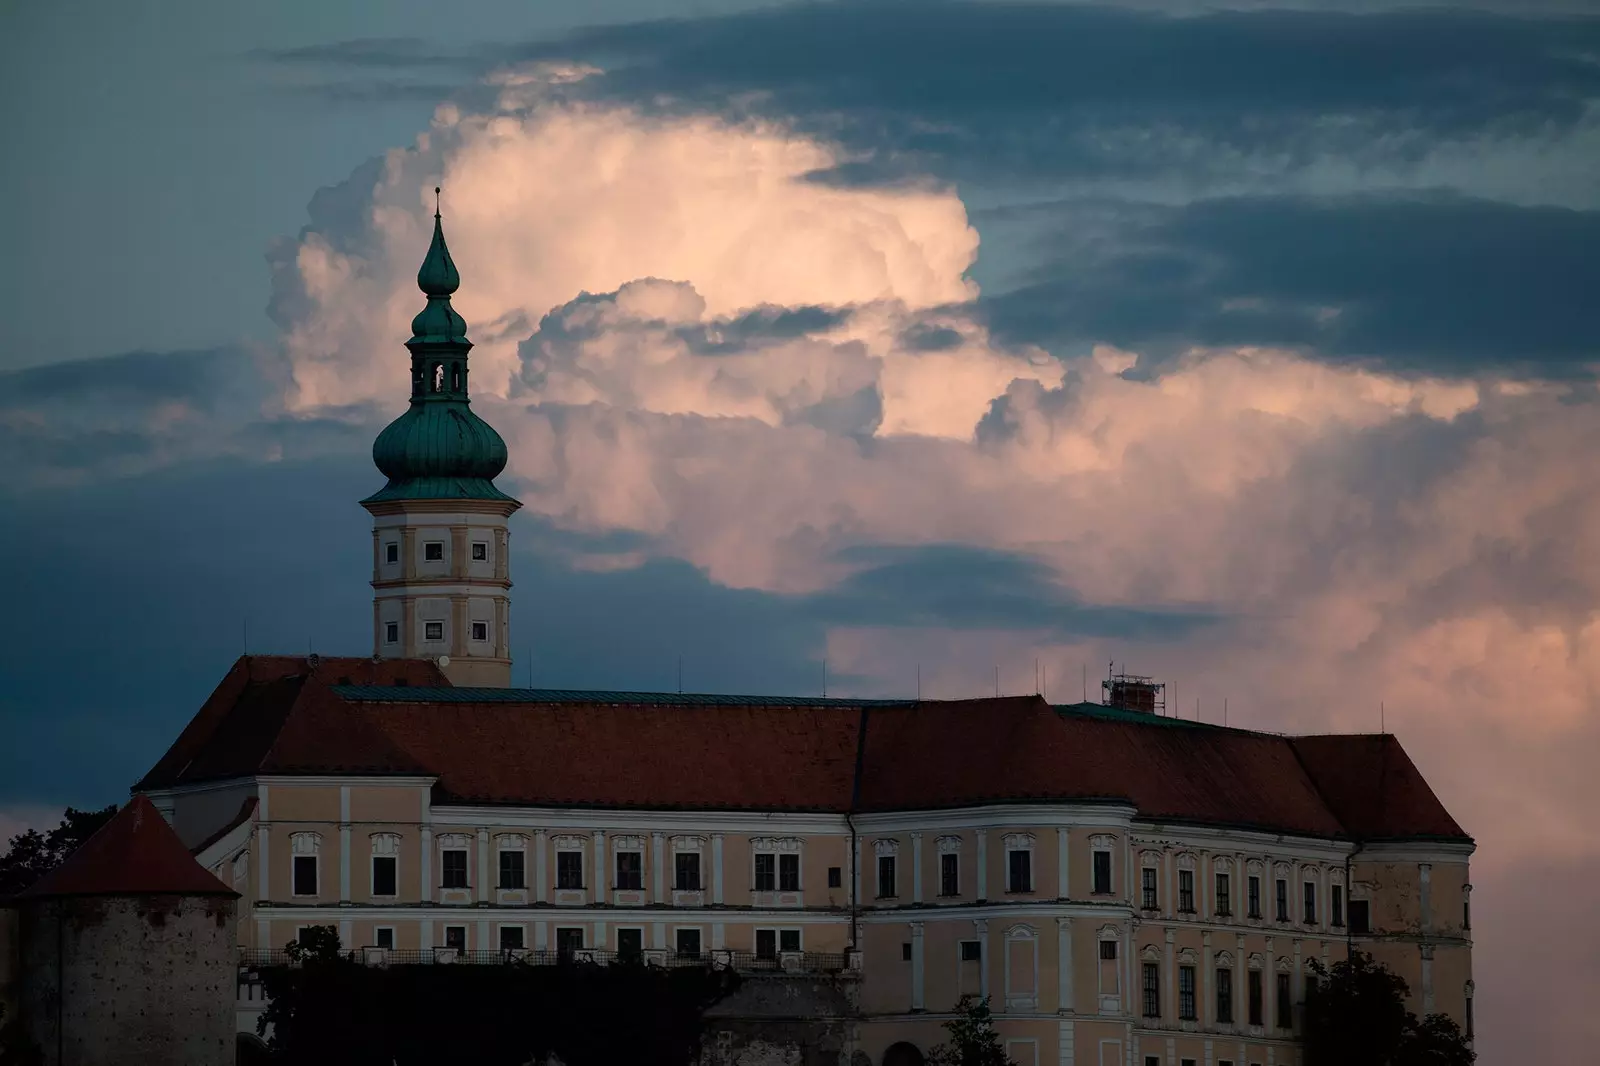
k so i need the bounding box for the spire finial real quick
[434,186,441,219]
[416,189,460,297]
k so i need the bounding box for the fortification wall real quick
[17,894,236,1066]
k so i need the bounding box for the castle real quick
[4,202,1474,1066]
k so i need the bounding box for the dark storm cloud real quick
[980,193,1600,372]
[511,1,1600,186]
[803,543,1220,638]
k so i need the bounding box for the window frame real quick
[1303,880,1318,925]
[1092,849,1113,895]
[1215,872,1232,917]
[471,541,488,561]
[754,927,801,959]
[1178,868,1195,913]
[1275,878,1289,922]
[1275,971,1293,1028]
[384,621,399,644]
[556,849,585,890]
[1331,884,1344,927]
[1142,961,1161,1018]
[423,540,444,561]
[1178,964,1197,1021]
[674,849,703,891]
[498,924,526,952]
[470,620,489,642]
[1248,968,1264,1027]
[1247,875,1262,919]
[614,848,643,891]
[443,924,468,952]
[876,854,898,899]
[441,848,470,890]
[384,542,399,564]
[1006,847,1033,894]
[959,939,982,963]
[554,926,584,956]
[1141,866,1158,910]
[1217,966,1234,1024]
[374,926,396,950]
[292,854,318,898]
[370,853,398,898]
[778,852,801,892]
[423,620,445,642]
[939,851,960,897]
[674,926,703,959]
[497,848,526,890]
[615,926,645,961]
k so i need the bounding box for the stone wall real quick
[701,973,863,1066]
[17,894,236,1066]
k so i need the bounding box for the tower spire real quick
[361,190,522,688]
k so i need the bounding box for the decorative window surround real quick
[751,836,803,907]
[370,833,400,899]
[290,832,321,899]
[1004,923,1040,1011]
[612,835,646,904]
[1004,835,1035,894]
[670,835,705,907]
[552,834,587,905]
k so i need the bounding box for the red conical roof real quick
[18,794,238,900]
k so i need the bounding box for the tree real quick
[1303,951,1474,1066]
[254,924,741,1066]
[925,997,1015,1066]
[0,805,118,897]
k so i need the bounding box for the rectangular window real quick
[1331,885,1344,927]
[1465,994,1474,1040]
[615,850,642,890]
[1216,872,1232,916]
[676,928,701,958]
[1007,849,1032,893]
[441,849,469,889]
[1248,970,1264,1026]
[471,621,488,642]
[756,928,777,959]
[385,542,399,564]
[1178,869,1195,913]
[616,927,643,960]
[1248,875,1262,919]
[754,853,776,891]
[555,926,583,956]
[674,851,701,891]
[1304,881,1318,924]
[1464,891,1471,931]
[940,852,959,896]
[1217,968,1234,1024]
[292,855,317,896]
[1275,879,1289,922]
[499,926,524,951]
[1092,850,1112,894]
[1142,961,1161,1018]
[780,929,800,953]
[556,850,583,890]
[960,940,982,962]
[877,855,897,898]
[472,542,488,561]
[1146,1058,1161,1066]
[498,850,525,890]
[444,925,467,951]
[375,927,395,950]
[424,620,444,642]
[424,541,443,561]
[827,866,842,888]
[372,855,397,897]
[1099,940,1117,961]
[779,853,800,892]
[384,621,399,644]
[1276,972,1292,1028]
[1141,867,1158,909]
[1179,965,1197,1020]
[902,942,913,961]
[1349,899,1370,935]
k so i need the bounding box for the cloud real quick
[981,192,1600,372]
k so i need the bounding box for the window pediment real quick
[611,834,644,850]
[437,833,472,850]
[936,835,962,854]
[670,835,704,851]
[1089,834,1117,850]
[1176,852,1197,871]
[1002,833,1036,850]
[494,833,527,850]
[750,836,802,852]
[290,832,321,855]
[370,832,401,855]
[550,834,587,851]
[873,838,900,857]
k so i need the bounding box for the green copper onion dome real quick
[362,191,518,505]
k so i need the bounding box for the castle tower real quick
[362,192,521,688]
[11,795,239,1066]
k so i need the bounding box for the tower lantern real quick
[361,190,521,687]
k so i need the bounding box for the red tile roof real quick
[18,795,238,900]
[135,656,1470,843]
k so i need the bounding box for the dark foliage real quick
[256,925,741,1066]
[925,996,1015,1066]
[0,805,118,897]
[1303,951,1474,1066]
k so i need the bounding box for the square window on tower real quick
[471,621,488,642]
[385,543,398,564]
[472,542,488,561]
[424,541,444,561]
[384,622,399,644]
[424,621,444,642]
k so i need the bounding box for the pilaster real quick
[912,833,924,903]
[911,921,926,1010]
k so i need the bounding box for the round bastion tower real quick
[362,191,522,687]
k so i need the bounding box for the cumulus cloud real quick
[254,58,1600,1059]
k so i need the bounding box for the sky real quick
[1,0,1597,1056]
